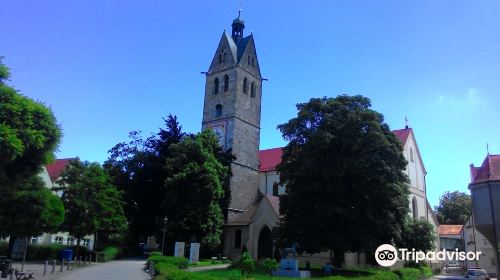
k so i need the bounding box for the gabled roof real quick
[46,158,76,183]
[439,224,463,235]
[470,154,500,183]
[258,128,420,172]
[259,148,283,172]
[223,31,253,64]
[392,128,411,145]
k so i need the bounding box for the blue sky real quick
[1,0,499,207]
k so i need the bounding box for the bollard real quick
[52,260,56,274]
[72,257,76,270]
[67,258,70,270]
[60,259,64,272]
[84,255,88,265]
[44,261,48,276]
[79,256,82,266]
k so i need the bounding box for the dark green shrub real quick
[99,246,123,261]
[395,268,421,280]
[0,242,8,256]
[234,252,255,277]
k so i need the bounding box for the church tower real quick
[202,13,263,222]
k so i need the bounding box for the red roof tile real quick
[259,148,283,172]
[439,225,463,235]
[392,128,411,145]
[46,158,76,183]
[258,129,412,172]
[470,154,500,184]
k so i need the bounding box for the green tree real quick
[263,258,279,280]
[434,191,471,225]
[0,59,63,256]
[104,115,185,248]
[398,218,436,251]
[56,160,127,256]
[276,95,409,257]
[164,130,228,249]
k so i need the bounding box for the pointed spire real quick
[231,9,245,42]
[405,116,409,129]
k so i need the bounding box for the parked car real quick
[465,268,490,280]
[445,261,461,268]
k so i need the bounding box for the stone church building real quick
[201,15,439,260]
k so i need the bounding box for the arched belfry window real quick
[243,77,248,94]
[213,78,219,95]
[224,75,229,92]
[250,82,255,97]
[412,197,418,220]
[410,148,414,162]
[215,104,222,117]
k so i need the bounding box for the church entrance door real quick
[257,226,273,259]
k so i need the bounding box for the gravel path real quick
[56,259,149,280]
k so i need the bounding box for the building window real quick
[247,56,251,65]
[234,229,242,249]
[410,148,414,162]
[218,54,222,65]
[83,239,90,248]
[224,75,229,92]
[215,104,222,117]
[31,237,39,244]
[243,77,248,94]
[412,197,418,220]
[250,82,255,97]
[55,236,63,244]
[213,78,219,95]
[273,183,279,196]
[223,53,226,63]
[252,58,255,66]
[66,236,74,245]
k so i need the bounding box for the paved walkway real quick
[187,263,230,272]
[57,259,149,280]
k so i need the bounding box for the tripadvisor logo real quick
[375,244,482,267]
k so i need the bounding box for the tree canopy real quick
[434,191,471,224]
[56,159,127,254]
[397,218,436,251]
[164,130,228,249]
[276,95,410,255]
[0,59,64,255]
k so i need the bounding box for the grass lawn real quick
[189,259,230,267]
[196,266,399,280]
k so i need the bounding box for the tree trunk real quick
[7,236,16,259]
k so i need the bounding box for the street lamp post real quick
[162,216,168,256]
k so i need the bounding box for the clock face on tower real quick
[209,123,226,148]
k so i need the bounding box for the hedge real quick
[148,255,218,280]
[0,242,92,261]
[395,268,421,280]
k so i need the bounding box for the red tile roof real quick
[439,224,463,235]
[258,148,283,172]
[258,128,412,172]
[392,128,411,145]
[470,154,500,184]
[46,158,76,183]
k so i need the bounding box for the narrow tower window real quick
[273,183,279,196]
[234,229,242,249]
[250,82,255,97]
[252,58,255,66]
[215,104,222,117]
[412,197,418,220]
[218,55,222,65]
[410,148,414,162]
[243,77,248,94]
[224,75,229,92]
[223,53,226,63]
[248,56,251,65]
[213,78,219,95]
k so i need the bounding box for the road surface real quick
[57,259,149,280]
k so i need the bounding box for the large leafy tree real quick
[164,130,228,249]
[434,191,471,224]
[277,95,409,257]
[0,59,63,256]
[398,218,436,251]
[56,160,127,256]
[104,115,185,244]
